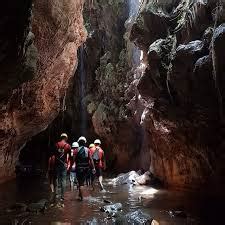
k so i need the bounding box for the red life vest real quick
[55,140,71,167]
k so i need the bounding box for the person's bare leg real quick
[50,183,54,193]
[99,176,104,191]
[50,177,57,204]
[49,183,54,203]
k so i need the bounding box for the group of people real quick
[47,133,106,204]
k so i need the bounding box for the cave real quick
[1,0,225,224]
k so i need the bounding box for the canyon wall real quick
[75,0,225,189]
[76,0,149,171]
[36,0,149,172]
[128,0,225,188]
[3,0,225,191]
[0,0,86,182]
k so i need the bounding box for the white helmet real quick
[78,136,87,143]
[94,139,101,145]
[72,142,79,148]
[60,133,68,138]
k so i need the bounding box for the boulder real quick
[111,171,140,185]
[169,40,207,104]
[100,203,122,217]
[130,1,169,51]
[136,171,151,185]
[111,171,157,186]
[6,203,27,214]
[116,209,153,224]
[27,199,48,213]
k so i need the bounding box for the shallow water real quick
[0,176,223,224]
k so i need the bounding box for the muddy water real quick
[0,177,223,224]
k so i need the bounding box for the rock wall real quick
[0,0,86,183]
[60,0,130,140]
[128,0,225,189]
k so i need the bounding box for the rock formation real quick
[0,0,86,182]
[129,0,225,189]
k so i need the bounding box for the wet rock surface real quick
[5,199,48,219]
[6,203,27,214]
[27,199,48,213]
[111,171,141,185]
[100,202,123,217]
[122,209,153,224]
[110,170,156,186]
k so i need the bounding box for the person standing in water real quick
[90,139,106,191]
[55,133,71,205]
[73,136,95,201]
[69,142,79,190]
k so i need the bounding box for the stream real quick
[0,176,223,224]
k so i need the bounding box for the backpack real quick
[77,146,88,158]
[76,146,89,168]
[92,148,100,165]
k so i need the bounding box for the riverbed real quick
[0,176,223,224]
